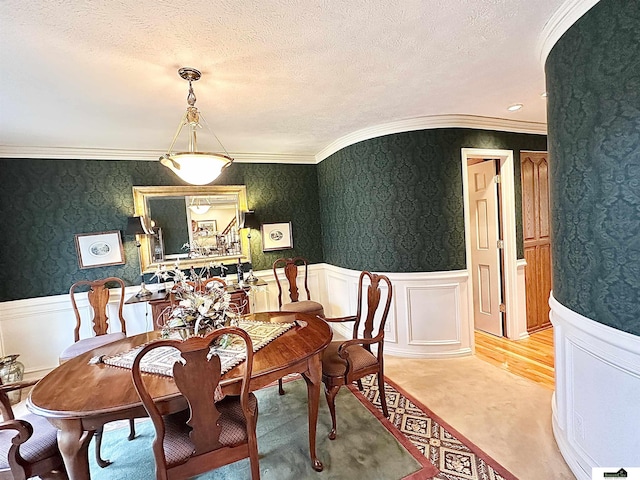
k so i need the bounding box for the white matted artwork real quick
[74,230,125,269]
[261,222,293,252]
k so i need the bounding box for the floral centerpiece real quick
[152,263,239,340]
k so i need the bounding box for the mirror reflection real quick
[132,186,249,273]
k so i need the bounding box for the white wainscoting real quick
[0,263,473,377]
[0,265,328,377]
[322,265,473,358]
[550,293,640,479]
[0,287,156,378]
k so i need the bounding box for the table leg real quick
[51,418,93,480]
[301,353,324,472]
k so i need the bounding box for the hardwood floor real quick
[474,327,555,390]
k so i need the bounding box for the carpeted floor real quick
[89,379,433,479]
[354,374,516,480]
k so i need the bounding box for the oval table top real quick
[28,311,332,421]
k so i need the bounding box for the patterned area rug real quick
[350,374,518,480]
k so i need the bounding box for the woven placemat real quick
[103,320,295,377]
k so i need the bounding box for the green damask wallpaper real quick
[546,0,640,335]
[148,197,189,255]
[0,159,322,301]
[0,129,544,302]
[317,128,546,272]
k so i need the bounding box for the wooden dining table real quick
[27,311,332,480]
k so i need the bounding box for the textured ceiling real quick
[0,0,572,162]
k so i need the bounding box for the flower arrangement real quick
[152,262,239,339]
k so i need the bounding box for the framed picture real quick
[261,222,293,251]
[74,231,125,269]
[196,220,217,232]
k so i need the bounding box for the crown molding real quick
[0,145,316,164]
[231,152,316,164]
[1,114,547,165]
[537,0,601,66]
[315,114,547,163]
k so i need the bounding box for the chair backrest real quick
[351,271,393,351]
[131,327,254,476]
[273,257,312,308]
[69,277,127,342]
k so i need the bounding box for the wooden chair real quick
[321,271,393,440]
[60,277,135,467]
[273,257,325,394]
[0,379,67,480]
[273,257,324,317]
[131,327,260,480]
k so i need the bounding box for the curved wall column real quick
[545,0,640,475]
[550,294,640,478]
[546,0,640,336]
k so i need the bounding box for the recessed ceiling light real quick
[507,103,523,112]
[541,92,548,98]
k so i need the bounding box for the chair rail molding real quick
[322,264,473,358]
[0,263,475,376]
[550,292,640,479]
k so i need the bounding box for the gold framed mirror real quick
[132,185,249,273]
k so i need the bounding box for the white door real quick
[468,160,504,336]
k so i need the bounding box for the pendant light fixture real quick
[188,196,211,215]
[159,67,233,185]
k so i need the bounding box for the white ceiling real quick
[0,0,587,163]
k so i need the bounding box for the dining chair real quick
[0,379,67,480]
[321,271,393,440]
[273,257,325,394]
[60,277,135,467]
[272,257,324,316]
[131,327,260,480]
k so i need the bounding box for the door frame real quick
[461,148,526,340]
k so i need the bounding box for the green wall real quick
[148,197,189,255]
[0,128,546,302]
[0,159,322,301]
[546,0,640,335]
[317,128,547,272]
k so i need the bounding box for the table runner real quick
[102,320,295,377]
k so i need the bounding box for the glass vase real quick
[0,354,25,404]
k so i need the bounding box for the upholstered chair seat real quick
[63,277,133,468]
[162,394,258,468]
[322,271,393,440]
[273,257,325,395]
[321,342,378,378]
[59,332,126,363]
[0,413,60,469]
[132,327,260,480]
[280,300,324,317]
[0,379,67,479]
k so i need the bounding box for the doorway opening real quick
[461,148,525,340]
[467,158,505,336]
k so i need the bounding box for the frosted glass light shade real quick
[160,152,231,185]
[189,205,211,214]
